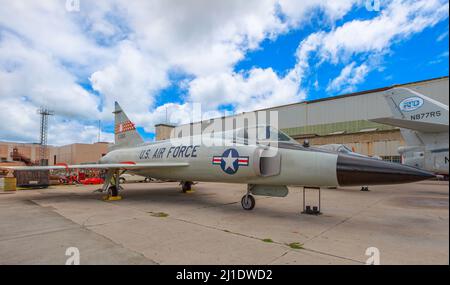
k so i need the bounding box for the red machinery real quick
[59,174,80,185]
[80,177,104,185]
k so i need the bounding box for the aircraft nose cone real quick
[337,154,435,186]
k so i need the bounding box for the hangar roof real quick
[250,75,449,112]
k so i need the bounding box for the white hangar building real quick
[156,76,449,162]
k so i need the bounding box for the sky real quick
[0,0,448,145]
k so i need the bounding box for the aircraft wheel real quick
[241,194,255,210]
[181,181,192,193]
[109,185,119,197]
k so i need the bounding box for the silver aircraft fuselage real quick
[100,135,434,187]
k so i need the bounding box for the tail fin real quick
[371,87,449,133]
[111,102,144,150]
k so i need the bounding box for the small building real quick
[48,142,110,165]
[0,141,111,166]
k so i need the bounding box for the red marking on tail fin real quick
[115,121,136,134]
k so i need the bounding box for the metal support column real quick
[301,186,321,215]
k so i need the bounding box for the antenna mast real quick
[37,107,54,166]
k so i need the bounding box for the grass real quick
[262,238,274,243]
[287,242,304,249]
[148,212,169,218]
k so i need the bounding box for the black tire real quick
[144,177,150,183]
[109,185,119,197]
[182,181,192,193]
[241,194,255,210]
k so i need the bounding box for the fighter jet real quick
[4,102,435,210]
[370,87,449,176]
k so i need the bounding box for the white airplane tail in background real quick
[371,87,449,175]
[373,87,449,133]
[111,102,144,150]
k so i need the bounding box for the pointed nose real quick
[337,154,435,186]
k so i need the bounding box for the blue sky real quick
[139,8,449,141]
[239,14,449,101]
[155,2,449,111]
[0,0,449,144]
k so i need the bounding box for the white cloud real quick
[0,31,100,118]
[278,0,359,27]
[90,40,170,122]
[84,0,303,131]
[0,1,114,145]
[188,67,302,113]
[0,97,40,143]
[112,0,288,76]
[326,62,369,93]
[48,120,114,146]
[437,30,449,42]
[293,0,449,93]
[0,1,110,66]
[0,96,113,145]
[428,50,449,65]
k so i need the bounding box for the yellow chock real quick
[102,195,123,201]
[0,177,16,191]
[184,189,195,194]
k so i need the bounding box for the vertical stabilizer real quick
[112,102,144,149]
[371,87,449,132]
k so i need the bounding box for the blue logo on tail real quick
[399,96,424,112]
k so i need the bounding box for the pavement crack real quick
[0,226,79,242]
[267,250,289,264]
[169,216,363,264]
[304,194,393,244]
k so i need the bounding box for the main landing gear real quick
[181,181,194,193]
[241,185,255,210]
[101,169,123,201]
[108,185,120,198]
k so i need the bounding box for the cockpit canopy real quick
[318,144,354,154]
[222,125,298,144]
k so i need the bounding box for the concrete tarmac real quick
[0,180,448,265]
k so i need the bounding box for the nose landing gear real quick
[241,194,255,210]
[241,185,255,210]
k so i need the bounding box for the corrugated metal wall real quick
[263,77,448,129]
[176,77,448,134]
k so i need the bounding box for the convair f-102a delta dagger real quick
[4,102,435,211]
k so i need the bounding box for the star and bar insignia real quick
[212,148,249,175]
